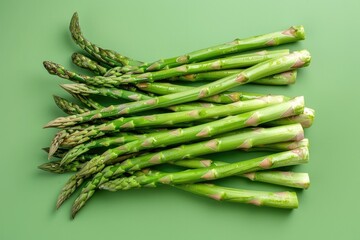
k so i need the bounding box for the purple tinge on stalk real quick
[237,139,253,149]
[176,55,189,64]
[143,115,157,121]
[188,110,200,118]
[248,199,262,206]
[211,61,222,70]
[209,193,223,201]
[198,88,210,98]
[205,139,220,151]
[149,154,162,164]
[200,160,212,167]
[128,94,141,101]
[228,93,241,101]
[281,71,294,79]
[282,27,297,36]
[145,99,157,105]
[176,65,188,73]
[196,127,212,137]
[245,112,260,126]
[243,172,256,181]
[265,39,276,46]
[201,169,217,180]
[259,157,273,169]
[169,129,182,136]
[235,74,247,83]
[293,131,305,141]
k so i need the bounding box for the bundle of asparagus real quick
[40,12,314,218]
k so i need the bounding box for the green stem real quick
[174,70,297,86]
[135,82,266,103]
[176,183,298,209]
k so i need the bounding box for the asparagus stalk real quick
[100,148,309,190]
[59,95,287,149]
[53,95,89,115]
[174,70,297,85]
[102,50,289,82]
[58,124,304,209]
[69,13,143,67]
[176,183,298,209]
[72,145,307,216]
[238,138,309,152]
[134,82,265,103]
[66,97,304,174]
[71,53,108,75]
[71,53,297,86]
[137,25,305,72]
[62,83,265,104]
[172,157,310,189]
[44,50,311,128]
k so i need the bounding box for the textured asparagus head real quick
[38,162,63,174]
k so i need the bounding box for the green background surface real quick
[1,0,359,239]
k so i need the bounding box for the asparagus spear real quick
[175,183,298,209]
[100,148,309,191]
[71,53,297,86]
[53,95,89,115]
[69,12,143,67]
[44,50,311,128]
[102,50,289,81]
[173,70,297,85]
[59,95,287,148]
[71,53,108,75]
[62,83,265,104]
[172,157,310,189]
[134,82,265,103]
[58,124,304,209]
[72,145,307,216]
[64,97,304,173]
